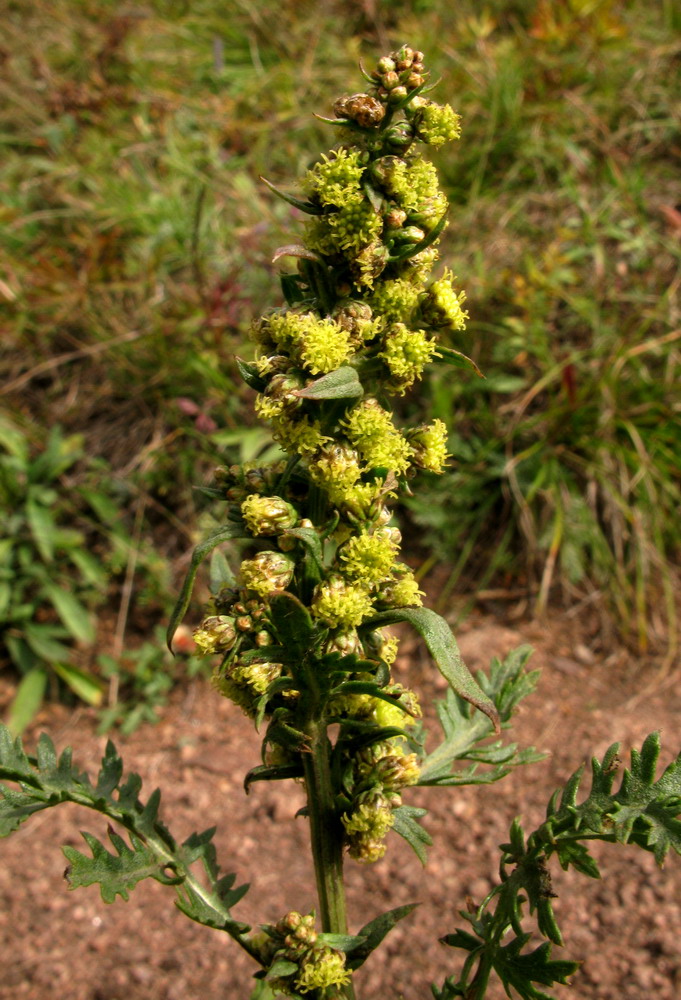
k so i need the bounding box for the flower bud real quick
[337,92,386,127]
[241,551,295,596]
[382,71,400,90]
[384,122,414,151]
[384,206,407,229]
[377,56,396,74]
[388,85,408,103]
[241,494,298,536]
[193,615,237,655]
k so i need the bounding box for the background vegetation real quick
[2,0,679,727]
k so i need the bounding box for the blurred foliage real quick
[0,415,168,731]
[1,0,679,719]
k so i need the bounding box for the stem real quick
[302,718,357,1000]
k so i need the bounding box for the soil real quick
[1,608,680,1000]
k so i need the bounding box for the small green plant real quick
[2,49,681,1000]
[0,418,104,730]
[0,415,174,733]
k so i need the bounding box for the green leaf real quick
[6,668,48,736]
[23,623,72,663]
[26,496,56,562]
[42,585,95,643]
[244,763,304,793]
[53,663,103,707]
[210,548,236,592]
[388,210,448,262]
[435,345,484,378]
[63,828,179,903]
[0,724,251,942]
[392,804,432,865]
[167,522,247,650]
[344,904,419,970]
[236,358,267,391]
[267,592,315,665]
[68,548,108,587]
[365,608,500,733]
[490,937,579,1000]
[293,366,363,401]
[419,646,541,785]
[260,176,323,215]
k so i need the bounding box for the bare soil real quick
[1,610,680,1000]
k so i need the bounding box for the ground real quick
[1,609,680,1000]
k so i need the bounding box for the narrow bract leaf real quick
[167,522,247,650]
[236,358,267,391]
[293,366,363,401]
[435,346,484,378]
[366,608,499,732]
[273,244,325,264]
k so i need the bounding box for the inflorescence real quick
[194,45,465,889]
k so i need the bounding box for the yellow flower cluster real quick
[342,399,413,475]
[379,323,440,393]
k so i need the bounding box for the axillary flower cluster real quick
[192,44,467,995]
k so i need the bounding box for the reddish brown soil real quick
[1,611,680,1000]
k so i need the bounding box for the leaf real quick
[272,244,325,265]
[53,663,103,707]
[365,608,499,733]
[490,937,579,1000]
[344,904,419,970]
[267,592,315,665]
[210,548,236,593]
[293,366,363,401]
[6,668,47,736]
[236,358,267,391]
[63,828,177,903]
[392,804,432,865]
[42,585,95,644]
[244,763,304,793]
[419,646,541,785]
[388,211,448,262]
[167,522,247,650]
[26,496,56,562]
[23,623,72,663]
[260,176,323,215]
[435,346,484,378]
[0,724,251,941]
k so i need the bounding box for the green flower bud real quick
[376,55,396,74]
[193,615,237,655]
[241,495,298,536]
[324,629,362,657]
[241,551,295,596]
[384,121,414,149]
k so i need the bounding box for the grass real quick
[1,0,679,710]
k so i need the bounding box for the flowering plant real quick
[2,47,681,1000]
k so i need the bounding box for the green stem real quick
[302,718,356,1000]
